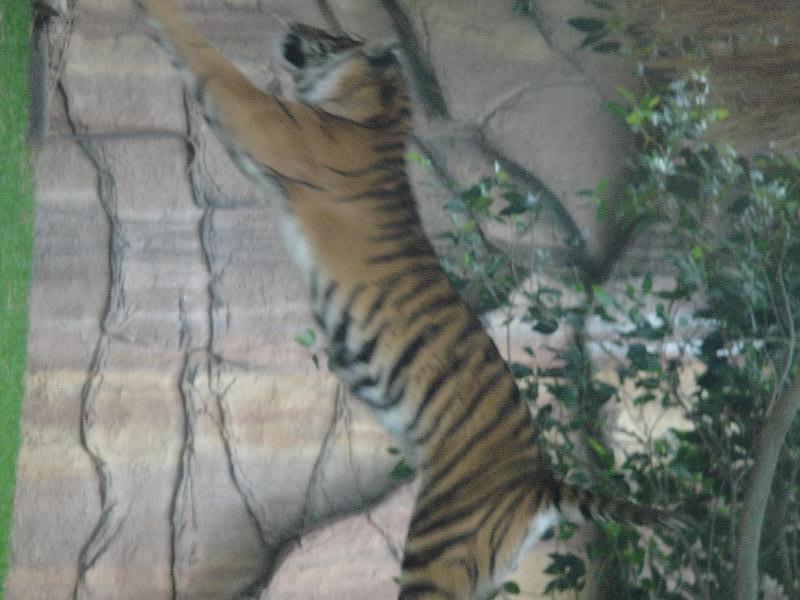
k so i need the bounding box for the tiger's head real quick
[278,23,408,127]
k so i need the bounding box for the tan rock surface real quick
[10,0,688,599]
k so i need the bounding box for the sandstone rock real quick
[9,1,687,598]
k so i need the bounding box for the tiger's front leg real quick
[138,0,373,190]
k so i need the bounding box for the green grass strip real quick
[0,0,33,595]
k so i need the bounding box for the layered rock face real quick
[8,0,721,598]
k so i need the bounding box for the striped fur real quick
[137,2,673,598]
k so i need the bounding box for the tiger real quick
[136,1,675,598]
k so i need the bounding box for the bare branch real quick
[374,0,448,118]
[314,0,344,35]
[734,374,800,600]
[772,450,800,596]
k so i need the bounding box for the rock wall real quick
[13,0,793,599]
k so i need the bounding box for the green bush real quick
[435,72,800,599]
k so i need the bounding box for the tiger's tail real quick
[552,480,682,531]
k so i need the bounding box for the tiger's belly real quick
[278,214,316,285]
[304,269,428,446]
[279,206,477,457]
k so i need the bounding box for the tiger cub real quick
[137,1,672,598]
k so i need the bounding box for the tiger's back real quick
[138,2,673,598]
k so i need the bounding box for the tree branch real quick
[771,449,799,596]
[374,0,449,118]
[377,1,644,290]
[734,373,800,600]
[314,0,344,36]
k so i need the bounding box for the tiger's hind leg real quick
[398,558,473,600]
[397,518,518,600]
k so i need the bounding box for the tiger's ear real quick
[366,46,404,108]
[281,28,307,73]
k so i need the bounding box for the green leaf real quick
[444,197,467,213]
[520,380,539,403]
[461,185,482,204]
[591,381,616,404]
[604,100,628,122]
[592,40,621,53]
[460,219,477,234]
[579,28,609,50]
[592,304,615,323]
[461,184,492,212]
[533,318,559,334]
[405,150,430,167]
[502,581,521,594]
[543,552,586,592]
[587,436,614,469]
[627,343,660,372]
[617,86,637,104]
[558,521,580,540]
[641,272,653,294]
[548,383,579,411]
[525,305,560,334]
[390,457,415,481]
[595,197,608,220]
[637,377,661,389]
[294,328,316,347]
[493,161,508,182]
[510,362,534,378]
[712,107,730,121]
[592,284,614,307]
[666,174,700,201]
[568,17,605,32]
[500,190,530,215]
[653,438,669,456]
